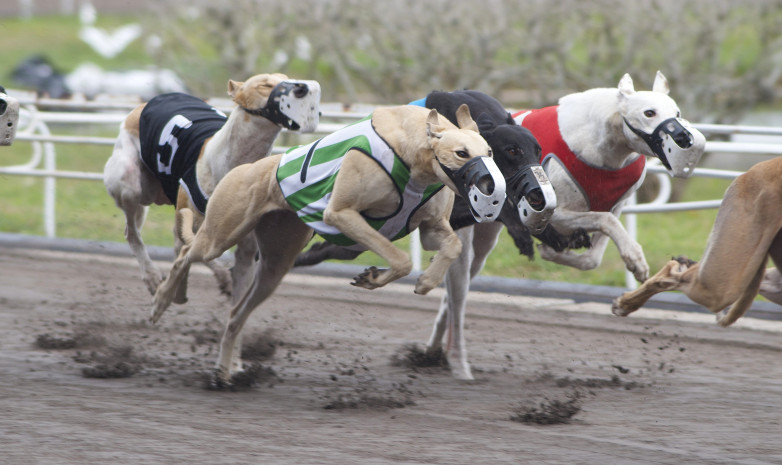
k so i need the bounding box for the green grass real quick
[0,129,730,287]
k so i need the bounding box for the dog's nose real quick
[293,84,308,98]
[0,99,7,116]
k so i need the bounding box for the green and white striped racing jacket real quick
[276,116,443,250]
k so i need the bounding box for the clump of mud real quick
[390,344,448,371]
[322,379,416,411]
[35,328,106,350]
[241,330,279,362]
[510,390,583,425]
[74,345,143,379]
[202,363,279,391]
[555,374,642,391]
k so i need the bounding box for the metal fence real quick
[2,94,781,286]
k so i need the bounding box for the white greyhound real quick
[427,72,707,379]
[151,105,507,387]
[103,73,320,300]
[612,156,782,325]
[0,85,19,146]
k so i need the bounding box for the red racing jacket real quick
[513,106,645,212]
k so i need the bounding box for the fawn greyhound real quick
[151,104,506,386]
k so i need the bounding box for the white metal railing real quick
[1,96,780,281]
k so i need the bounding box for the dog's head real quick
[618,71,706,178]
[476,114,556,233]
[228,73,321,133]
[0,85,20,146]
[427,105,506,223]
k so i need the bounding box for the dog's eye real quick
[455,150,469,159]
[505,146,519,156]
[644,110,656,118]
[676,111,681,118]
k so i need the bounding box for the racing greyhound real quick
[152,104,506,386]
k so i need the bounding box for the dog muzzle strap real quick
[624,117,705,178]
[243,80,321,133]
[438,156,506,223]
[0,89,20,146]
[507,164,557,234]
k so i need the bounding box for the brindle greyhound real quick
[612,156,782,325]
[152,104,505,386]
[103,73,320,302]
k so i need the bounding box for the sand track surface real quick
[2,246,782,464]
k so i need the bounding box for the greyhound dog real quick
[612,156,782,325]
[427,72,707,379]
[294,89,559,266]
[103,73,320,300]
[0,85,19,146]
[292,90,564,380]
[152,104,506,386]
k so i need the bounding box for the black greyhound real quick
[294,90,588,267]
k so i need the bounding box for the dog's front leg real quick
[540,209,649,282]
[323,207,411,289]
[416,217,463,295]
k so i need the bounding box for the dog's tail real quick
[175,208,196,246]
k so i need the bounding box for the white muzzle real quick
[0,90,19,146]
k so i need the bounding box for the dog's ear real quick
[618,73,635,100]
[652,70,670,95]
[475,112,496,133]
[227,80,243,98]
[455,104,479,133]
[426,109,445,139]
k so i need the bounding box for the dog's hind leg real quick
[427,226,475,379]
[229,233,259,305]
[104,129,164,295]
[213,211,313,386]
[614,162,782,322]
[122,202,164,295]
[427,222,504,380]
[759,231,782,305]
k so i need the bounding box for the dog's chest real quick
[138,93,227,206]
[515,106,645,212]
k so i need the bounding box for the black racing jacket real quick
[139,93,227,212]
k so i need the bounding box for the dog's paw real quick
[143,271,164,296]
[351,266,383,289]
[150,290,171,324]
[414,275,437,295]
[205,368,235,391]
[611,297,633,317]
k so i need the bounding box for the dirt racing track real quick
[2,242,782,464]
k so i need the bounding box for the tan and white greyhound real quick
[152,104,505,387]
[103,74,320,301]
[612,156,782,325]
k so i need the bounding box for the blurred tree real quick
[148,0,782,122]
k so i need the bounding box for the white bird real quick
[79,23,142,59]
